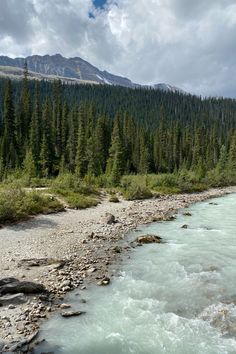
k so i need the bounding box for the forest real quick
[0,69,236,194]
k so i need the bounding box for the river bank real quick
[0,186,236,353]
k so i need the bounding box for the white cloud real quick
[0,0,236,96]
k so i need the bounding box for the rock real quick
[0,279,46,295]
[18,258,66,269]
[62,286,71,292]
[60,303,71,309]
[18,258,50,267]
[181,224,188,229]
[60,280,71,288]
[0,293,26,306]
[163,215,176,221]
[97,276,110,286]
[16,323,25,331]
[87,267,97,274]
[8,304,16,309]
[88,232,95,239]
[100,213,116,225]
[183,212,192,216]
[113,246,122,253]
[135,234,162,244]
[61,311,85,318]
[205,266,219,272]
[0,278,18,286]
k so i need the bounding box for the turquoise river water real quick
[35,193,236,354]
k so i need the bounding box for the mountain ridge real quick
[0,53,184,93]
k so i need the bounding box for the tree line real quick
[0,72,235,185]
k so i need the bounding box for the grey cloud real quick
[1,0,236,97]
[0,0,36,42]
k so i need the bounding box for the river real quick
[35,193,236,354]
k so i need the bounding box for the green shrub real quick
[120,176,153,200]
[0,188,63,224]
[109,195,120,203]
[52,173,98,195]
[66,194,99,209]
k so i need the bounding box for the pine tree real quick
[40,133,50,178]
[40,98,54,175]
[66,109,77,171]
[106,117,124,185]
[29,82,41,169]
[17,60,31,149]
[75,105,87,177]
[23,149,36,183]
[94,116,107,173]
[139,132,150,174]
[1,80,17,168]
[216,145,228,184]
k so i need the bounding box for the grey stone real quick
[0,279,46,295]
[135,234,162,244]
[61,311,85,318]
[101,213,116,225]
[0,293,26,306]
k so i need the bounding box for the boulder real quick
[0,278,46,295]
[135,234,162,244]
[100,213,116,225]
[183,212,192,216]
[0,293,27,306]
[0,278,18,287]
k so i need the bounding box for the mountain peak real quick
[0,54,184,93]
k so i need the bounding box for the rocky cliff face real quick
[0,54,183,92]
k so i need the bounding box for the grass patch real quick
[50,187,99,209]
[0,188,64,225]
[49,172,100,209]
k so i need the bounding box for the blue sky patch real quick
[93,0,107,9]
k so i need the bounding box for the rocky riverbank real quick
[0,186,236,353]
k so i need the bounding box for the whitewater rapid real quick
[35,193,236,354]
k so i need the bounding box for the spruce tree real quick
[106,117,124,185]
[23,149,36,183]
[139,132,150,174]
[40,133,50,178]
[29,82,41,169]
[1,80,17,168]
[75,105,87,177]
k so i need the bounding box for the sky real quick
[0,0,236,97]
[93,0,107,9]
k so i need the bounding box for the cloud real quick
[0,0,236,97]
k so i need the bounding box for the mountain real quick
[0,54,184,93]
